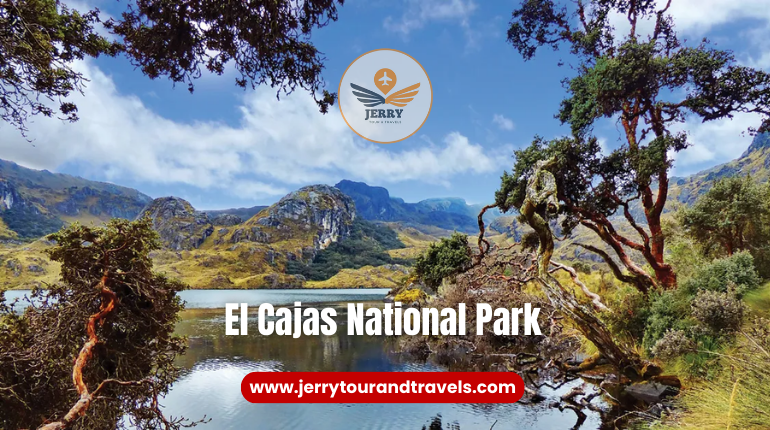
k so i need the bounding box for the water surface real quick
[4,289,600,429]
[164,290,599,430]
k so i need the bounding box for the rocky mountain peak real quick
[137,197,213,251]
[249,184,356,249]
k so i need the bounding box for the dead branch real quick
[550,261,609,311]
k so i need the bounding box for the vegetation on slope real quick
[286,219,409,281]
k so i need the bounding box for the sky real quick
[1,0,770,210]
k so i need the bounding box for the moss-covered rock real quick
[137,197,214,251]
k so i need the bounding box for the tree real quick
[413,232,472,289]
[497,0,770,292]
[1,0,342,136]
[681,176,770,274]
[0,218,195,429]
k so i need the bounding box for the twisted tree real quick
[520,157,652,379]
[497,0,770,292]
[0,219,196,430]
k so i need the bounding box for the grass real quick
[653,341,770,430]
[744,281,770,317]
[652,282,770,430]
[0,240,60,289]
[0,218,18,240]
[305,265,407,289]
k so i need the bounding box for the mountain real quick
[2,181,425,290]
[334,180,500,234]
[0,159,151,240]
[132,185,365,288]
[205,206,268,221]
[669,133,770,205]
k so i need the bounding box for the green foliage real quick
[286,219,407,281]
[640,253,759,352]
[681,252,762,297]
[412,232,472,289]
[642,289,693,351]
[572,260,592,274]
[2,0,342,135]
[0,218,191,429]
[502,0,770,292]
[681,175,770,277]
[0,0,119,135]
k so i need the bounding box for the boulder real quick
[622,381,679,404]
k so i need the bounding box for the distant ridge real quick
[0,159,152,239]
[669,132,770,206]
[334,179,500,234]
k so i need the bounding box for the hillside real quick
[7,131,767,291]
[0,159,152,240]
[669,133,770,205]
[1,184,420,290]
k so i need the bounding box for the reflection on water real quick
[4,289,600,428]
[164,292,602,430]
[177,288,392,309]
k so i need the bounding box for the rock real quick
[137,197,214,250]
[5,259,21,277]
[27,264,44,273]
[0,180,25,211]
[650,375,682,389]
[622,381,679,404]
[236,185,355,250]
[208,274,234,288]
[211,214,242,226]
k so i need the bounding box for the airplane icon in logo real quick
[378,72,392,86]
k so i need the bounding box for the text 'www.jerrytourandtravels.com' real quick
[240,372,526,404]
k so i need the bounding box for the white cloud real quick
[0,60,504,200]
[492,114,515,131]
[670,112,762,176]
[601,1,770,174]
[384,0,478,44]
[609,0,770,37]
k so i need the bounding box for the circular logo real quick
[339,49,432,144]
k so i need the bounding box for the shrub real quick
[642,290,693,351]
[691,290,745,335]
[681,251,761,297]
[651,329,696,360]
[0,206,64,240]
[394,288,427,304]
[413,232,472,289]
[572,260,592,274]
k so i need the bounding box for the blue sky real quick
[1,0,770,210]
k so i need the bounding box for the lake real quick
[4,289,601,429]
